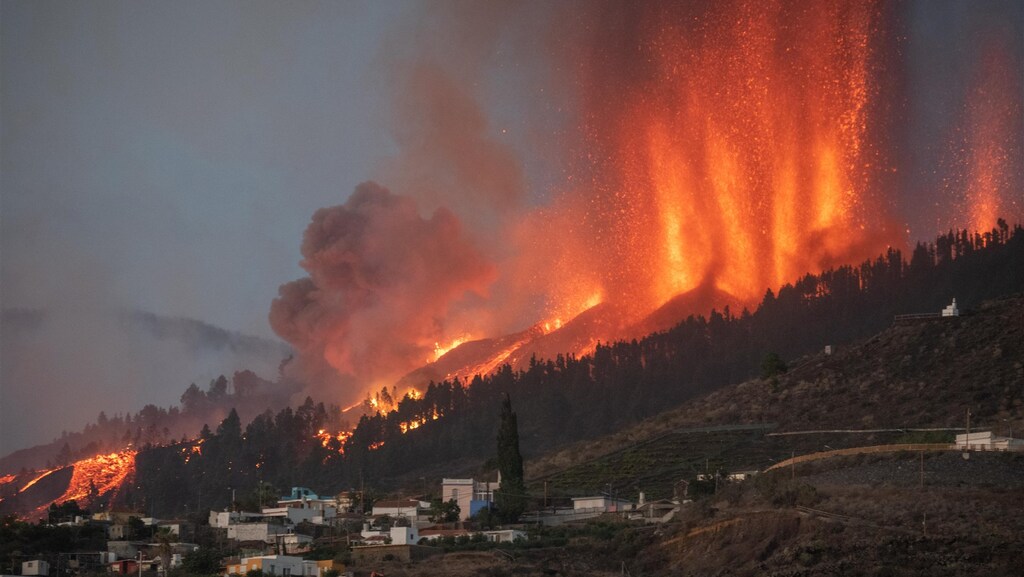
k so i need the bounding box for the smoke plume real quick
[269,181,495,396]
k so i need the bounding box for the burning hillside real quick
[268,0,1022,412]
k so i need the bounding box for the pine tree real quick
[495,394,527,522]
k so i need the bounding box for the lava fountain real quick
[554,0,899,318]
[959,38,1024,233]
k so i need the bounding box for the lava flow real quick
[56,449,136,506]
[17,468,59,493]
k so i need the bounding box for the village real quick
[2,475,688,577]
[4,428,1021,577]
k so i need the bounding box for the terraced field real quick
[527,425,925,500]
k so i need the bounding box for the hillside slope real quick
[528,293,1024,481]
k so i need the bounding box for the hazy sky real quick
[2,1,409,338]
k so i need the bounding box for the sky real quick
[2,1,1022,455]
[2,1,407,338]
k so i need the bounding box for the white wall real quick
[390,526,419,545]
[227,523,285,543]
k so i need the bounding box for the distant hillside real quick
[528,292,1024,484]
[1,308,290,358]
[0,309,291,473]
[124,310,291,358]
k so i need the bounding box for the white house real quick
[942,298,960,317]
[441,477,500,521]
[483,529,526,543]
[956,431,1024,450]
[390,526,419,545]
[261,487,334,524]
[571,496,634,513]
[227,522,287,543]
[276,487,338,512]
[22,560,49,576]
[208,510,264,528]
[261,505,336,525]
[371,499,429,525]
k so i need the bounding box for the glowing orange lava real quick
[961,39,1024,233]
[559,0,894,318]
[430,336,472,363]
[19,468,59,493]
[57,450,136,506]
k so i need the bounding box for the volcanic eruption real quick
[272,0,1024,407]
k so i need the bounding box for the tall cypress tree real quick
[495,393,527,522]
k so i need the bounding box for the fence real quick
[893,312,943,322]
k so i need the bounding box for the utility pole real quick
[966,407,971,447]
[791,451,795,481]
[360,469,366,515]
[919,451,924,489]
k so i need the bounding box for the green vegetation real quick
[428,498,461,524]
[495,394,527,522]
[760,352,788,379]
[177,547,224,576]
